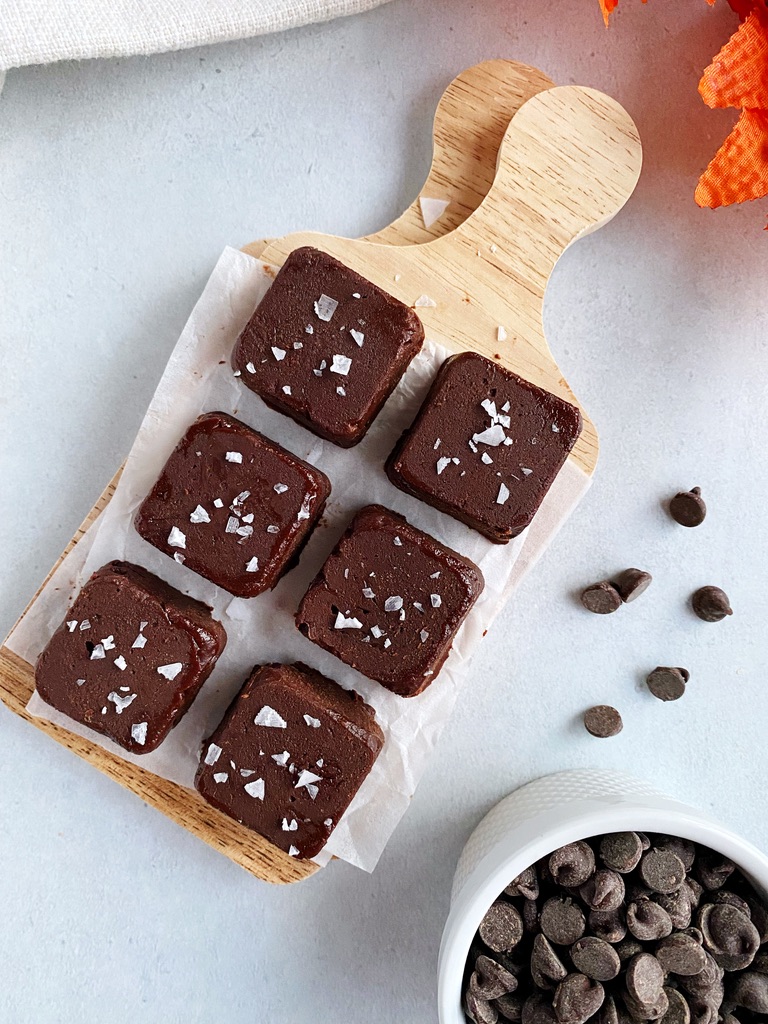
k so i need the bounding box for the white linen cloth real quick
[0,0,392,73]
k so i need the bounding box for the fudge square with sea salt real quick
[231,246,424,447]
[386,351,583,543]
[195,662,384,859]
[35,561,227,754]
[134,411,331,599]
[295,504,484,698]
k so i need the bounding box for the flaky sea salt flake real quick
[157,662,183,680]
[204,743,222,765]
[131,722,148,745]
[414,294,436,308]
[473,424,506,446]
[334,612,363,629]
[350,329,364,347]
[244,778,265,800]
[271,346,286,361]
[496,483,510,505]
[253,705,287,728]
[314,294,338,321]
[107,691,136,714]
[330,354,352,376]
[419,196,450,229]
[114,655,127,671]
[384,596,403,612]
[245,557,260,573]
[430,593,442,608]
[303,715,321,728]
[225,451,243,464]
[189,504,210,524]
[274,483,288,494]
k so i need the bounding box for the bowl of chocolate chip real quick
[438,770,768,1024]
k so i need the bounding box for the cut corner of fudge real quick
[231,246,425,447]
[34,560,226,754]
[385,350,583,543]
[194,661,384,859]
[134,410,330,598]
[295,503,484,698]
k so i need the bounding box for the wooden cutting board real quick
[0,63,641,885]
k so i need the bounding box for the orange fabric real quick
[699,9,768,109]
[695,108,768,207]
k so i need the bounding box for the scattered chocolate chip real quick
[640,849,687,894]
[549,842,596,888]
[638,833,652,851]
[541,897,587,946]
[622,987,669,1022]
[590,908,628,944]
[571,937,621,981]
[493,992,524,1022]
[600,833,644,875]
[580,581,622,615]
[552,974,605,1024]
[505,866,540,901]
[480,902,525,953]
[685,878,704,909]
[747,896,768,942]
[626,898,673,940]
[669,488,706,528]
[584,706,623,738]
[531,935,568,990]
[660,986,691,1024]
[471,956,519,1000]
[655,932,708,976]
[580,870,626,913]
[677,950,724,1003]
[691,585,732,623]
[646,666,689,702]
[729,970,768,1012]
[613,569,653,603]
[698,903,760,971]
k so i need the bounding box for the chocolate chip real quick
[552,974,605,1024]
[584,706,623,738]
[729,970,768,1012]
[480,902,525,953]
[691,586,732,622]
[600,833,644,874]
[540,897,586,946]
[581,581,622,615]
[685,878,704,909]
[590,907,628,944]
[713,890,751,917]
[613,569,653,603]
[615,940,644,962]
[466,988,500,1024]
[493,993,524,1022]
[549,842,596,888]
[505,866,540,901]
[646,666,689,702]
[626,898,674,940]
[471,956,519,1000]
[747,896,768,941]
[531,934,568,990]
[751,949,768,974]
[522,993,557,1024]
[597,995,619,1024]
[580,870,626,912]
[638,833,652,851]
[626,953,665,1005]
[660,987,691,1024]
[655,933,708,976]
[656,836,697,872]
[698,903,760,971]
[677,950,724,1002]
[682,926,704,945]
[523,899,541,935]
[694,851,735,891]
[639,849,687,894]
[653,888,693,929]
[622,987,669,1022]
[570,937,621,981]
[670,488,706,527]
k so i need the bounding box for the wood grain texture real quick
[259,86,642,476]
[0,68,641,886]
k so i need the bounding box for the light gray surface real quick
[1,1,767,1021]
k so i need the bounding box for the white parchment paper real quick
[7,246,590,872]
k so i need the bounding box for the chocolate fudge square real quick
[195,662,384,859]
[231,246,424,447]
[35,561,227,754]
[135,411,331,599]
[385,352,583,543]
[295,504,484,698]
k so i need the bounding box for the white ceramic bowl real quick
[438,770,768,1024]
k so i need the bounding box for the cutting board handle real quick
[435,85,641,299]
